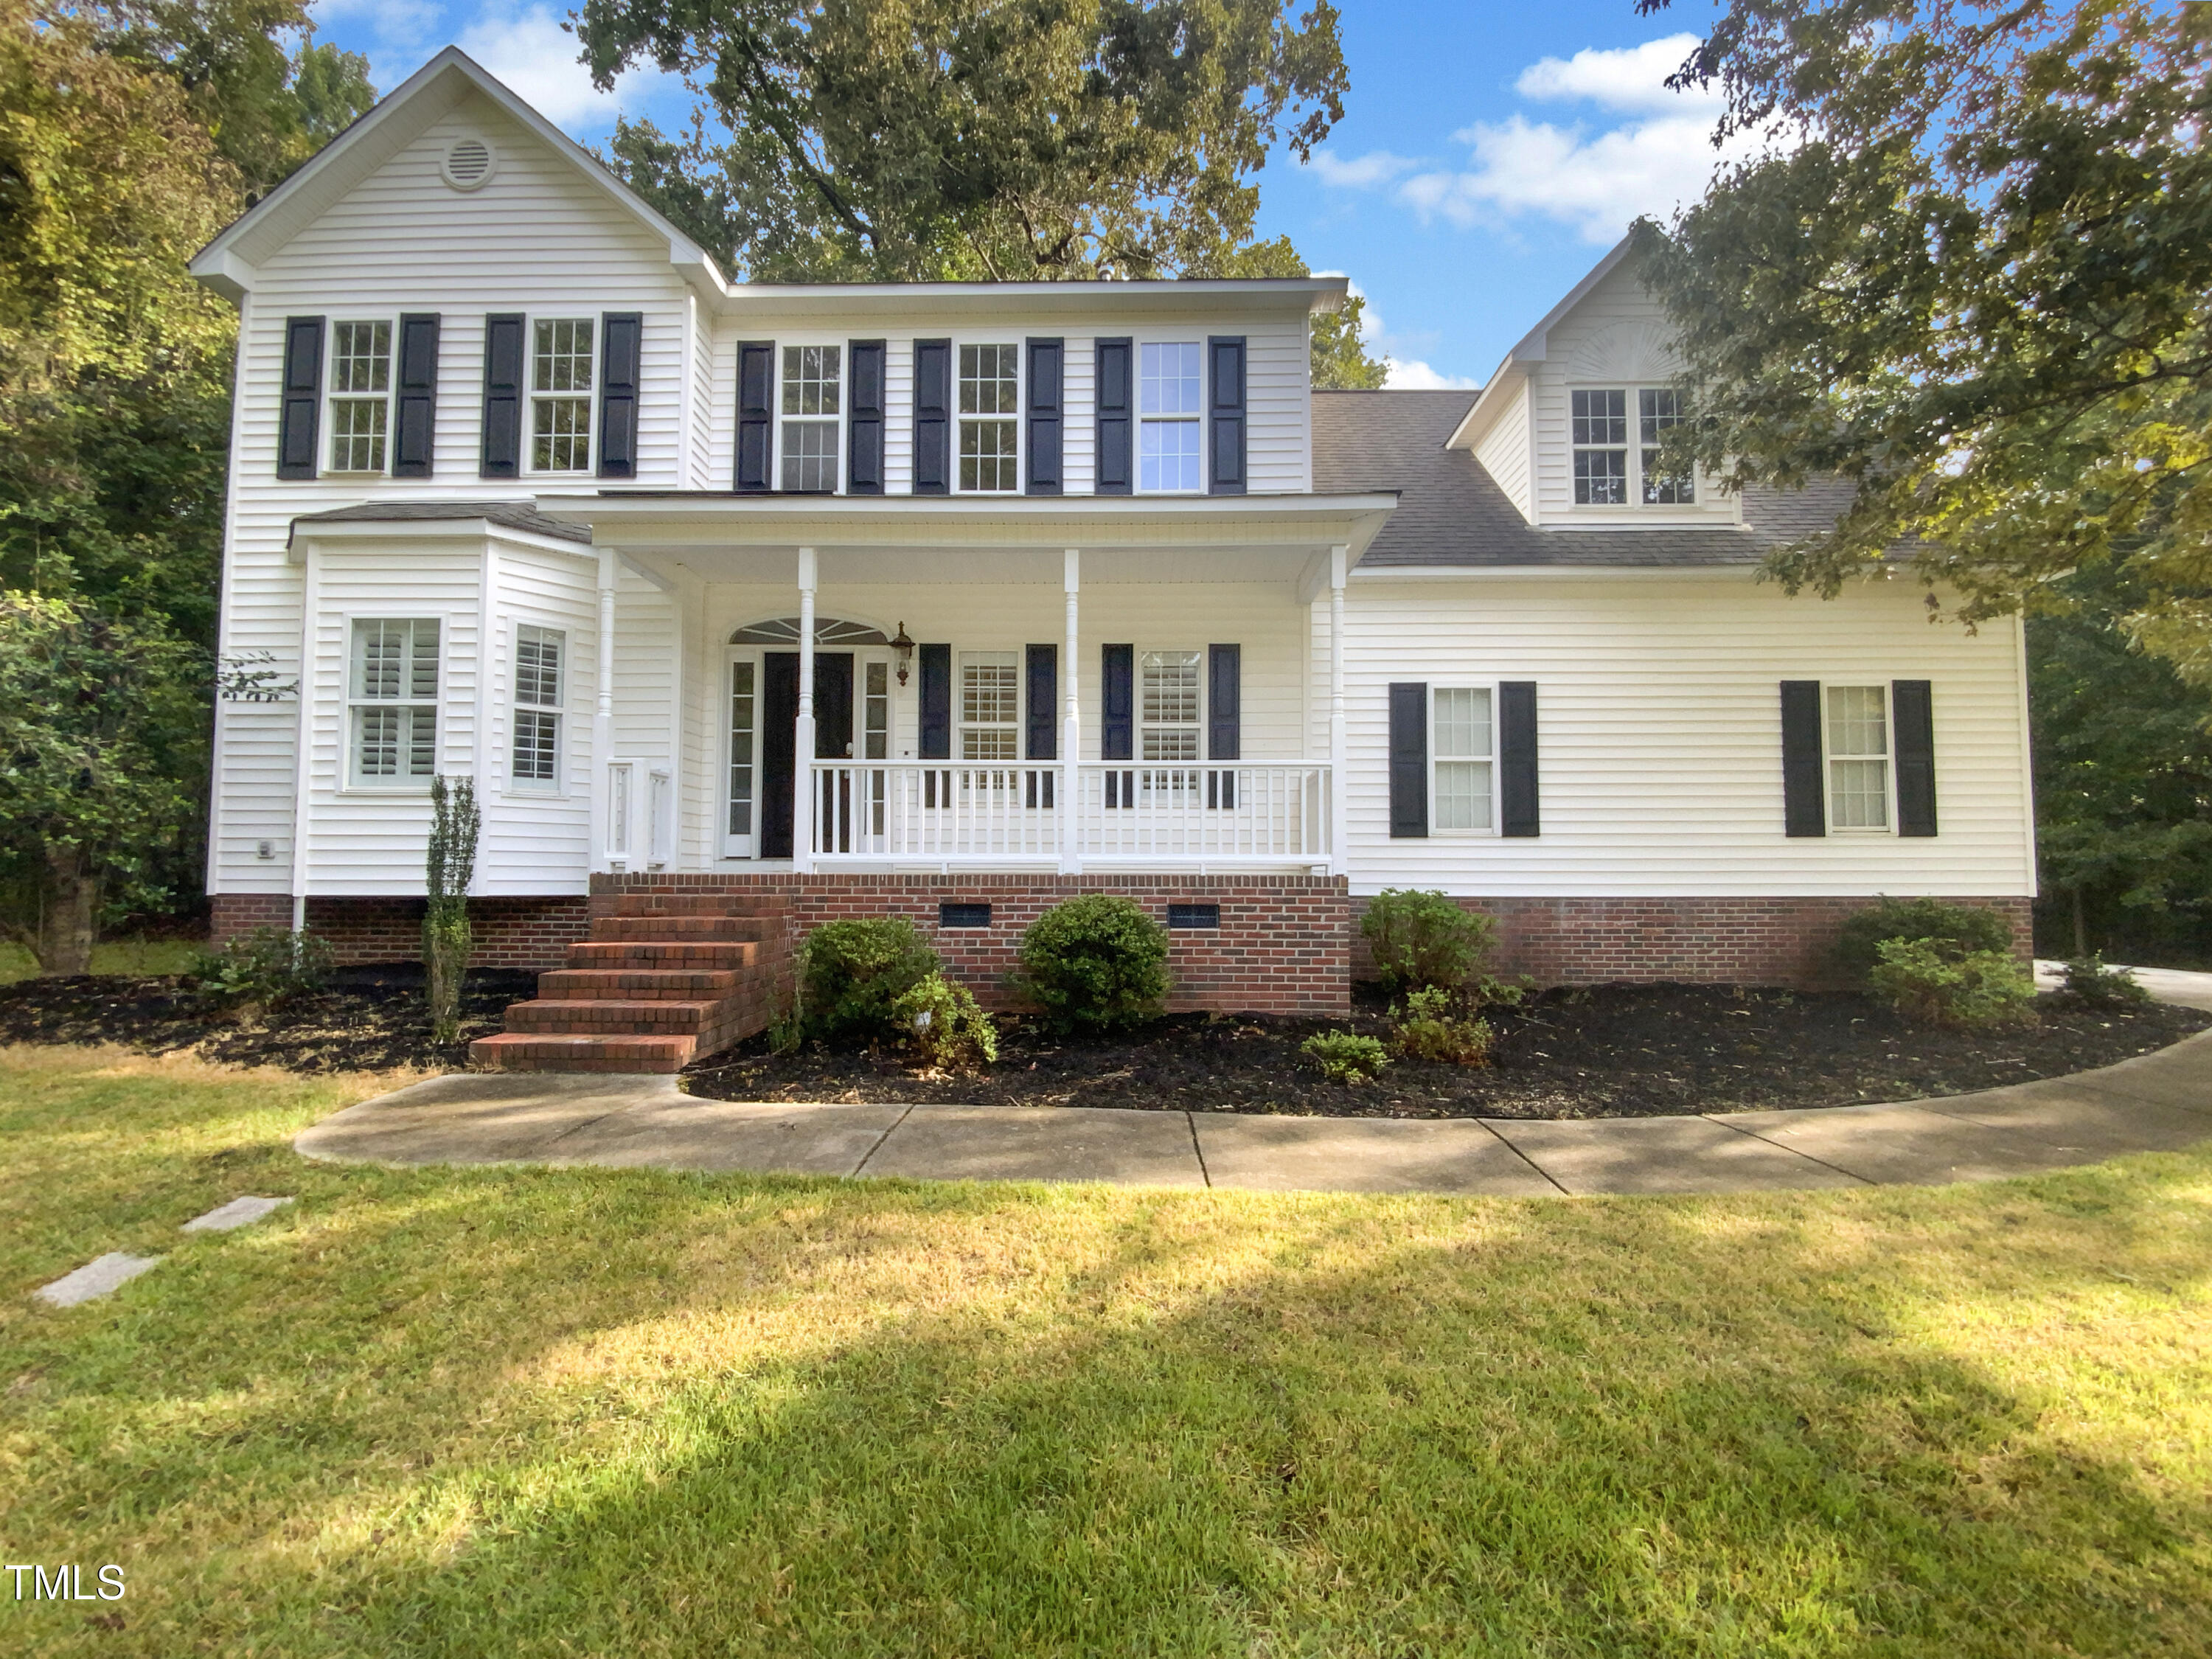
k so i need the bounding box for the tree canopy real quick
[1632,1,2211,676]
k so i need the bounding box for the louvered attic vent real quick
[441,137,495,191]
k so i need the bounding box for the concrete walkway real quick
[300,992,2212,1197]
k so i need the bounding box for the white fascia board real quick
[713,276,1349,323]
[285,515,596,565]
[1444,236,1635,451]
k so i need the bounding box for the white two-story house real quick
[190,49,2036,1071]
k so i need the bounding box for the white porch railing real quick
[807,761,1330,867]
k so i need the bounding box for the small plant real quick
[423,775,480,1045]
[1834,897,2013,984]
[1390,984,1495,1065]
[1301,1029,1390,1085]
[1015,894,1170,1034]
[799,917,940,1044]
[187,927,333,1009]
[1361,889,1500,993]
[2060,954,2152,1008]
[892,972,1000,1070]
[1868,938,2036,1027]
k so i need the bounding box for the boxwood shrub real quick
[1016,894,1170,1034]
[799,917,939,1044]
[1834,897,2014,984]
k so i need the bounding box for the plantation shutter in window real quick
[1095,337,1133,495]
[1208,644,1241,760]
[1893,679,1937,836]
[735,341,773,492]
[1101,644,1134,760]
[1025,338,1063,495]
[1026,644,1058,759]
[1780,680,1826,837]
[1500,681,1540,838]
[1207,335,1247,495]
[847,339,886,495]
[597,311,642,479]
[277,316,324,479]
[913,338,951,495]
[479,313,524,478]
[918,644,951,759]
[1388,682,1427,838]
[393,313,439,477]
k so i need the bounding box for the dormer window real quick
[1639,389,1693,504]
[781,345,841,492]
[958,344,1019,493]
[1573,386,1695,507]
[530,319,593,473]
[1139,342,1203,492]
[328,321,392,473]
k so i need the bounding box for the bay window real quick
[511,624,564,787]
[349,618,439,785]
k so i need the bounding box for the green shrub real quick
[187,928,333,1009]
[1868,939,2037,1026]
[1390,985,1495,1065]
[2061,954,2152,1007]
[1301,1029,1389,1084]
[1361,889,1499,992]
[799,918,940,1044]
[1834,897,2014,984]
[1015,894,1169,1034]
[892,972,1000,1070]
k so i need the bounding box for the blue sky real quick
[305,0,1742,388]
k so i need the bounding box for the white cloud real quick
[455,4,676,131]
[1317,274,1481,389]
[1307,148,1419,189]
[1382,357,1480,391]
[1512,34,1712,113]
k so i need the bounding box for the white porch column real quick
[1329,543,1348,877]
[594,546,617,872]
[1061,548,1081,874]
[793,546,817,872]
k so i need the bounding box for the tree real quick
[579,0,1349,282]
[423,776,479,1043]
[1630,1,2211,677]
[1190,234,1385,388]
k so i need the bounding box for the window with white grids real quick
[959,651,1019,759]
[511,625,564,787]
[1639,388,1694,504]
[781,344,841,492]
[1826,685,1891,829]
[1138,342,1202,492]
[349,618,439,785]
[1571,389,1628,504]
[1431,686,1494,831]
[531,319,593,473]
[327,321,392,473]
[1141,650,1202,762]
[958,344,1018,493]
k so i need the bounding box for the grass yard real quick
[2,1047,2208,1656]
[0,939,201,985]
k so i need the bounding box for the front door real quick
[757,652,853,859]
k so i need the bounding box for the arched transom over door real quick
[723,619,893,859]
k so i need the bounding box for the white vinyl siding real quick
[1826,684,1891,830]
[347,618,439,785]
[1472,376,1533,522]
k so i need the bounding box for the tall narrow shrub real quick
[424,776,479,1043]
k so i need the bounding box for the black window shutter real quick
[1208,644,1241,760]
[597,310,642,479]
[1893,679,1937,836]
[848,340,886,495]
[1781,680,1826,837]
[1026,338,1063,495]
[919,644,951,759]
[1208,335,1247,495]
[1095,337,1132,495]
[278,316,324,479]
[1500,681,1540,838]
[393,313,439,477]
[479,312,524,478]
[1388,683,1428,839]
[914,338,951,495]
[1026,644,1058,759]
[735,341,773,492]
[1102,644,1134,760]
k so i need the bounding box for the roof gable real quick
[1447,235,1636,453]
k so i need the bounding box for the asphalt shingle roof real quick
[288,500,593,546]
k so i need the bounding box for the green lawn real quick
[0,939,201,984]
[2,1046,2208,1656]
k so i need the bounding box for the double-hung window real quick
[781,344,840,492]
[511,625,564,787]
[328,321,392,473]
[959,651,1019,759]
[1571,389,1629,504]
[1140,650,1201,762]
[958,344,1018,492]
[1431,686,1495,831]
[531,319,593,472]
[1638,389,1694,504]
[349,619,439,785]
[1138,343,1203,492]
[1826,685,1890,829]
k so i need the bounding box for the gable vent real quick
[441,136,496,191]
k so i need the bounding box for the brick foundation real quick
[209,893,593,971]
[1349,894,2034,990]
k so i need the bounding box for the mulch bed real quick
[0,964,538,1074]
[684,982,2211,1119]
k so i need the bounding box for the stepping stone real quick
[181,1195,293,1233]
[35,1253,161,1308]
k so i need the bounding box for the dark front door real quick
[759,652,854,859]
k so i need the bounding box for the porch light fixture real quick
[891,622,914,686]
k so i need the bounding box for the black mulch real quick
[0,964,538,1074]
[684,982,2211,1119]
